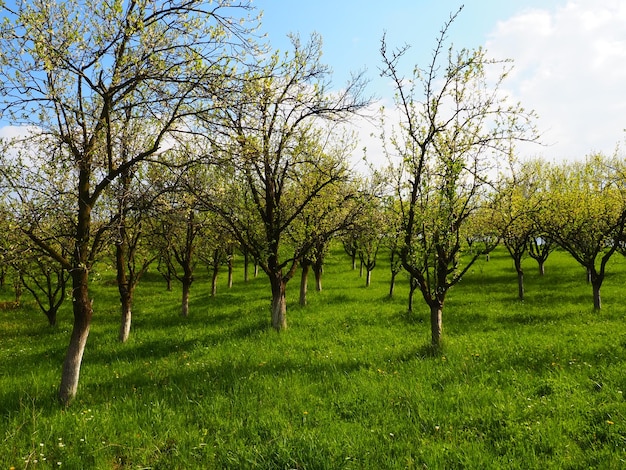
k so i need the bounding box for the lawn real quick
[1,247,626,469]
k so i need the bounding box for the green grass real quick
[1,247,626,469]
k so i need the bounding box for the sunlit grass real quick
[1,246,626,468]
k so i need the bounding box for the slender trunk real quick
[313,262,323,292]
[351,252,357,270]
[389,272,397,298]
[227,255,233,289]
[116,237,133,343]
[59,269,92,406]
[514,258,524,301]
[430,301,443,349]
[244,250,249,282]
[299,263,309,306]
[408,275,417,313]
[181,276,192,317]
[365,269,372,287]
[119,296,132,343]
[46,309,58,327]
[591,273,602,310]
[359,259,364,277]
[538,260,545,276]
[270,275,287,331]
[211,258,219,297]
[254,262,259,278]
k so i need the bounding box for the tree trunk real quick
[514,258,524,301]
[116,238,133,343]
[313,261,323,292]
[119,296,132,343]
[365,269,372,287]
[359,259,364,277]
[270,276,287,331]
[408,275,417,313]
[299,263,309,306]
[591,274,602,310]
[243,250,249,282]
[389,271,397,298]
[46,311,57,327]
[211,265,219,297]
[181,276,192,317]
[538,260,545,276]
[430,302,443,349]
[227,254,233,288]
[59,270,92,406]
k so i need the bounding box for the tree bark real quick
[408,275,418,313]
[270,275,287,330]
[227,253,233,288]
[119,297,132,343]
[211,252,219,297]
[538,260,545,276]
[365,269,372,287]
[514,258,524,301]
[313,259,323,292]
[591,276,602,310]
[299,263,309,306]
[517,269,524,301]
[181,276,192,317]
[430,302,443,349]
[59,269,92,406]
[389,272,397,298]
[116,237,133,343]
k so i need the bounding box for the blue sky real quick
[256,0,626,162]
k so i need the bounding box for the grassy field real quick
[1,246,626,469]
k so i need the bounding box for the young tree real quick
[199,34,369,330]
[0,0,257,405]
[380,7,538,348]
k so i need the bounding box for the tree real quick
[491,159,547,300]
[380,7,538,348]
[539,155,626,310]
[0,0,256,405]
[199,34,369,330]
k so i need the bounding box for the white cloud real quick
[486,0,626,160]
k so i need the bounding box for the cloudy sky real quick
[258,0,626,163]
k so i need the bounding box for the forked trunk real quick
[430,302,443,349]
[271,277,287,331]
[299,263,309,306]
[59,271,92,406]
